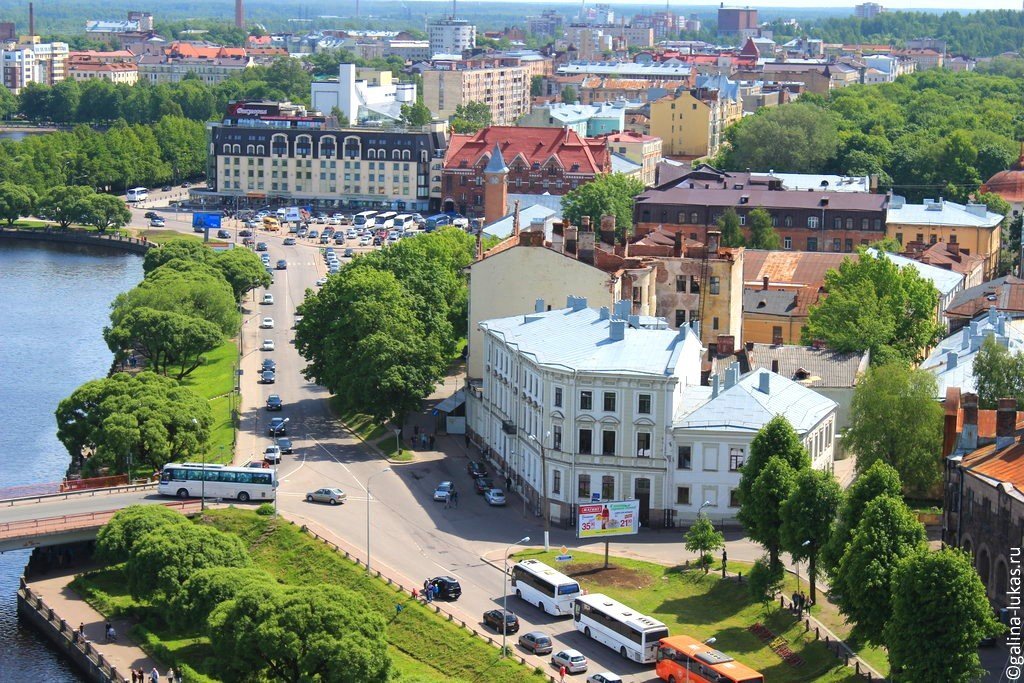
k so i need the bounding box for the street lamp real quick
[687,637,716,681]
[795,539,811,596]
[528,432,551,551]
[698,499,712,517]
[502,535,530,657]
[366,467,393,574]
[191,418,206,511]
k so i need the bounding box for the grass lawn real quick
[334,398,412,461]
[73,509,545,683]
[179,340,238,463]
[511,549,867,683]
[138,229,201,244]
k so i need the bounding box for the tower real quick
[483,143,508,226]
[235,0,244,29]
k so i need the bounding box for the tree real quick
[111,265,239,337]
[886,548,1002,683]
[973,334,1024,409]
[0,182,36,225]
[83,193,131,231]
[747,557,785,609]
[718,102,840,173]
[95,505,191,562]
[48,79,81,123]
[820,460,902,575]
[530,75,543,97]
[844,362,944,496]
[399,101,432,127]
[104,306,223,378]
[449,101,492,134]
[143,237,215,274]
[561,85,577,104]
[831,495,926,645]
[127,523,251,604]
[746,208,780,249]
[214,247,274,302]
[716,207,745,247]
[0,85,15,120]
[170,566,274,630]
[802,251,943,364]
[562,173,645,240]
[17,82,51,120]
[209,583,391,683]
[55,371,212,474]
[742,456,798,570]
[684,515,725,573]
[36,185,95,228]
[779,469,842,605]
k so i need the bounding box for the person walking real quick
[559,665,567,683]
[444,491,451,509]
[175,667,183,683]
[429,434,436,449]
[150,667,160,683]
[424,579,433,602]
[420,433,428,449]
[451,490,459,509]
[131,669,138,683]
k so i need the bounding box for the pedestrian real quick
[167,667,174,683]
[423,579,432,602]
[78,622,85,642]
[131,668,138,683]
[451,490,459,508]
[429,434,436,449]
[176,666,183,683]
[559,665,567,683]
[444,491,451,509]
[506,475,512,490]
[432,583,439,601]
[150,667,160,683]
[420,433,428,449]
[414,425,420,436]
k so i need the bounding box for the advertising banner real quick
[285,206,302,223]
[577,500,640,539]
[192,212,222,230]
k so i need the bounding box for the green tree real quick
[83,193,131,231]
[684,515,725,573]
[530,75,543,97]
[112,265,239,337]
[802,251,943,364]
[718,102,840,173]
[95,505,191,562]
[170,566,274,630]
[0,85,15,120]
[104,306,223,378]
[779,469,842,605]
[127,523,251,604]
[746,207,781,249]
[76,79,123,122]
[886,548,1002,683]
[832,495,927,645]
[0,182,36,225]
[17,82,51,120]
[449,101,492,134]
[214,247,274,302]
[143,237,215,274]
[747,557,785,609]
[399,101,432,127]
[743,457,798,570]
[209,583,391,683]
[716,207,745,247]
[48,79,81,123]
[151,116,208,182]
[844,362,944,496]
[820,460,902,575]
[55,371,212,474]
[562,173,645,240]
[561,85,577,104]
[36,185,95,228]
[973,334,1024,409]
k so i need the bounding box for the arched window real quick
[222,144,231,154]
[784,215,793,227]
[392,149,401,160]
[246,144,255,155]
[846,217,854,230]
[256,145,265,155]
[367,149,376,160]
[807,216,819,229]
[319,136,336,158]
[271,135,288,157]
[690,212,698,224]
[295,135,312,157]
[378,149,386,159]
[402,149,411,160]
[344,137,360,159]
[232,144,241,154]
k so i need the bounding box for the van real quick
[262,216,280,231]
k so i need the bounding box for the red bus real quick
[655,635,763,683]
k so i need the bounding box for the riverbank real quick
[0,226,151,255]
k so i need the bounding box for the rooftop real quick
[557,61,693,78]
[887,198,1003,229]
[946,275,1024,320]
[445,126,609,176]
[482,204,557,239]
[921,308,1024,398]
[865,248,964,296]
[746,344,869,388]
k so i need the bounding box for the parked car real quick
[473,477,494,494]
[334,234,345,244]
[276,437,293,454]
[261,339,275,351]
[428,576,462,601]
[260,317,274,329]
[586,674,622,683]
[343,248,355,258]
[283,237,296,245]
[149,218,165,227]
[483,609,519,634]
[551,650,588,675]
[262,293,274,305]
[307,487,347,505]
[319,235,331,244]
[263,445,281,463]
[433,481,454,502]
[468,461,487,477]
[267,417,288,436]
[260,370,276,384]
[315,277,328,286]
[518,632,553,655]
[266,394,283,411]
[484,489,506,506]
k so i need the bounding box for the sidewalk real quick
[27,566,160,678]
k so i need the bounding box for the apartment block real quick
[423,56,535,125]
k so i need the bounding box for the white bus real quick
[375,211,398,229]
[126,187,148,202]
[158,463,277,503]
[353,211,378,228]
[511,559,581,616]
[574,593,669,663]
[394,214,415,231]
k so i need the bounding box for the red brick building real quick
[442,126,610,218]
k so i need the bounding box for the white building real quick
[469,298,704,528]
[672,367,838,524]
[428,18,476,57]
[310,63,417,125]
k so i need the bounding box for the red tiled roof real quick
[166,42,246,59]
[604,130,659,143]
[444,126,610,175]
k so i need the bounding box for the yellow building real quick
[423,55,541,125]
[649,85,742,159]
[603,130,662,187]
[886,198,1004,279]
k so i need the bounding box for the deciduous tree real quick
[214,247,274,302]
[112,265,239,337]
[0,182,36,225]
[143,237,215,274]
[779,469,842,604]
[746,208,781,249]
[741,456,798,569]
[820,460,902,575]
[36,185,95,228]
[399,101,432,127]
[973,334,1024,409]
[83,193,131,231]
[718,102,840,173]
[716,207,745,247]
[562,173,645,240]
[170,566,274,630]
[104,306,223,378]
[96,505,191,562]
[684,515,725,573]
[449,101,492,134]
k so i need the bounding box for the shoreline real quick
[0,228,153,255]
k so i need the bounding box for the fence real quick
[0,500,199,543]
[0,227,152,254]
[777,594,883,682]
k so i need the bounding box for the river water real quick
[0,240,143,681]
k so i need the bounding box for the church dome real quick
[981,144,1024,204]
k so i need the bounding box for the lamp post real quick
[687,637,716,682]
[366,467,393,574]
[191,418,206,511]
[795,538,811,596]
[502,535,530,657]
[528,432,551,551]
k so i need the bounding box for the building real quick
[945,276,1024,329]
[0,40,69,92]
[855,3,884,19]
[206,100,447,213]
[422,55,536,125]
[717,6,759,38]
[943,392,1024,608]
[442,126,609,217]
[921,308,1024,400]
[469,298,704,527]
[138,43,252,85]
[895,48,943,71]
[901,240,986,292]
[980,146,1024,218]
[630,12,678,42]
[0,22,16,41]
[556,61,694,82]
[66,57,138,84]
[602,130,661,187]
[565,23,655,52]
[673,368,837,523]
[311,64,418,125]
[886,197,1004,279]
[428,18,476,56]
[516,101,629,137]
[84,11,153,42]
[527,11,565,39]
[648,78,743,159]
[633,165,891,248]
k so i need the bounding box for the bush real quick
[96,505,191,562]
[255,503,275,516]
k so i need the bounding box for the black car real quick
[217,229,231,239]
[261,359,276,372]
[267,417,288,436]
[428,576,462,601]
[277,437,294,454]
[468,461,487,477]
[473,477,494,494]
[266,394,283,411]
[239,229,253,237]
[276,259,287,270]
[255,242,268,251]
[344,248,355,258]
[372,237,383,246]
[160,185,172,192]
[334,234,345,244]
[483,609,519,634]
[144,211,161,220]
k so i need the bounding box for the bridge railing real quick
[0,482,158,508]
[0,500,200,542]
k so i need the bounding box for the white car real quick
[260,317,274,329]
[262,293,274,305]
[587,674,622,683]
[328,263,340,274]
[359,235,372,246]
[346,229,357,239]
[484,489,506,506]
[261,339,275,351]
[551,650,588,675]
[327,216,340,225]
[315,277,328,286]
[433,481,454,502]
[264,445,281,463]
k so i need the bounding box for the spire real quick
[484,143,508,175]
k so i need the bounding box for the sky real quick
[461,0,1024,8]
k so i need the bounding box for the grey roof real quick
[746,344,869,388]
[507,192,564,214]
[483,203,557,239]
[484,143,509,175]
[921,308,1024,398]
[676,369,837,433]
[864,248,964,296]
[610,153,641,175]
[479,304,701,377]
[887,198,1003,228]
[743,289,797,316]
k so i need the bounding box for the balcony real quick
[502,420,517,435]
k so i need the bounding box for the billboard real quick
[577,500,640,539]
[192,212,222,230]
[285,206,302,223]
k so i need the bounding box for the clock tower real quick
[483,143,509,226]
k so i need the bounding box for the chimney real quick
[564,223,578,254]
[512,200,521,237]
[771,359,780,373]
[609,319,626,341]
[534,298,545,313]
[28,2,33,36]
[673,231,684,258]
[707,229,721,254]
[572,296,588,312]
[711,374,720,398]
[578,229,596,265]
[999,314,1007,336]
[599,306,610,320]
[961,325,970,350]
[235,0,245,29]
[614,299,631,319]
[989,305,997,326]
[724,365,738,390]
[947,350,958,370]
[745,341,754,352]
[961,392,979,451]
[581,216,592,232]
[716,334,735,356]
[475,229,483,260]
[996,397,1017,450]
[948,242,960,256]
[758,371,771,395]
[762,276,769,291]
[599,214,616,246]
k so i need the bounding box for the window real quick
[784,215,793,227]
[845,238,853,252]
[676,275,686,292]
[578,474,591,498]
[638,394,652,414]
[712,316,719,330]
[833,238,841,252]
[833,216,842,230]
[554,387,562,408]
[861,218,869,230]
[846,218,854,230]
[578,429,592,455]
[675,310,687,327]
[601,476,615,500]
[689,275,700,293]
[603,392,616,412]
[677,445,692,470]
[729,447,746,471]
[552,470,561,495]
[729,489,741,507]
[553,425,562,450]
[709,276,720,295]
[784,236,792,249]
[772,325,783,341]
[874,219,882,230]
[807,216,819,229]
[916,233,924,243]
[703,447,718,471]
[807,237,818,252]
[676,486,691,505]
[690,211,699,224]
[602,430,616,455]
[636,432,651,457]
[580,391,592,410]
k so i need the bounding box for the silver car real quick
[306,487,347,505]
